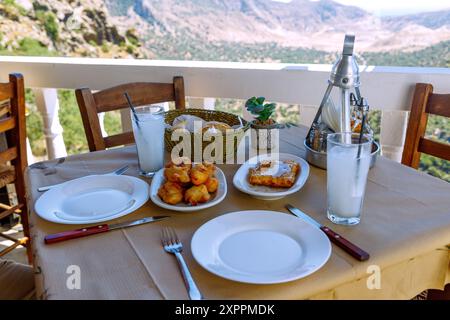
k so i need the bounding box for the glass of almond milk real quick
[327,132,372,225]
[131,105,165,177]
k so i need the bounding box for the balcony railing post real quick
[120,109,132,133]
[187,97,215,110]
[26,138,35,164]
[380,110,409,162]
[203,98,216,110]
[98,112,107,137]
[33,88,67,160]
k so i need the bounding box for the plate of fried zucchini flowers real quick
[150,158,227,212]
[233,153,309,200]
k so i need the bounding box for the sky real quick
[273,0,450,16]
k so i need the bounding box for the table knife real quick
[285,204,370,261]
[44,215,170,244]
[37,165,129,192]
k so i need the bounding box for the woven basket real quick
[164,108,249,162]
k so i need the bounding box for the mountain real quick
[383,9,450,30]
[2,0,449,57]
[0,0,153,58]
[105,0,450,52]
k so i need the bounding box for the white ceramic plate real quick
[233,153,310,200]
[34,175,150,224]
[191,210,331,284]
[149,167,227,212]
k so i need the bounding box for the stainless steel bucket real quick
[304,139,380,170]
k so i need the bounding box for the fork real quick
[161,227,203,300]
[37,165,129,192]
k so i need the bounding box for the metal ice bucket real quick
[304,139,380,170]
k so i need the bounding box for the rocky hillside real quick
[106,0,450,52]
[0,0,153,58]
[2,0,449,58]
[383,9,450,30]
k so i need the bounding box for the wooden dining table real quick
[25,125,450,299]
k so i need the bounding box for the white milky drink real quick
[327,133,372,225]
[131,106,165,176]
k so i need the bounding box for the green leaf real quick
[245,97,257,108]
[247,103,263,113]
[256,97,265,105]
[245,96,277,122]
[266,106,276,113]
[252,105,265,113]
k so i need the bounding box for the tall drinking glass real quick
[327,132,372,225]
[131,105,165,177]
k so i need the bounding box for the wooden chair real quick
[0,74,31,263]
[402,83,450,168]
[402,83,450,300]
[76,76,186,152]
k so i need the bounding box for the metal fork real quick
[161,227,203,300]
[37,165,129,192]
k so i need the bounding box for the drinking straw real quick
[354,106,367,185]
[124,92,140,129]
[356,109,367,159]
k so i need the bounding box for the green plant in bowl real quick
[245,96,277,126]
[245,97,296,150]
[245,96,296,128]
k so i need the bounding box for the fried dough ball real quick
[184,184,211,206]
[190,164,210,185]
[164,164,190,184]
[158,181,184,205]
[204,176,219,193]
[203,162,216,175]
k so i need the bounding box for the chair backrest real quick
[0,73,27,185]
[402,83,450,168]
[76,76,186,152]
[0,74,31,262]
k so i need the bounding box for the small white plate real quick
[233,153,310,200]
[34,175,150,224]
[149,167,227,212]
[191,210,331,284]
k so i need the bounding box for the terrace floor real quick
[1,224,28,265]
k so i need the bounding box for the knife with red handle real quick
[44,215,169,244]
[286,204,370,261]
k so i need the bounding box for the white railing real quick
[0,56,449,162]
